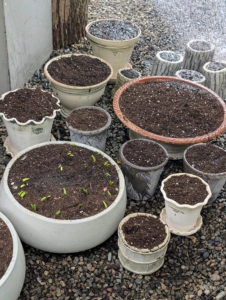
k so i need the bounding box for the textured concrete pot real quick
[175,69,206,85]
[112,68,141,95]
[151,51,184,76]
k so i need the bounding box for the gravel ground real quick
[0,0,226,299]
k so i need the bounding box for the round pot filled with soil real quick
[0,141,126,253]
[119,139,168,200]
[85,19,141,83]
[175,69,206,85]
[0,88,60,156]
[118,213,170,275]
[44,54,113,117]
[0,212,26,300]
[151,51,184,76]
[203,61,226,100]
[66,106,111,151]
[160,173,211,235]
[113,76,226,159]
[112,68,141,95]
[183,143,226,203]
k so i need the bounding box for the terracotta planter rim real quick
[113,76,226,145]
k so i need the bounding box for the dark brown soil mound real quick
[0,219,13,279]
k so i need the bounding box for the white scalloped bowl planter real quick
[0,212,26,300]
[0,141,126,253]
[0,88,60,157]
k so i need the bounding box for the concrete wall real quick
[0,0,52,95]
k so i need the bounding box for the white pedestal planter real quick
[112,68,141,95]
[0,141,127,253]
[175,69,206,85]
[150,51,184,76]
[85,19,141,83]
[183,40,215,73]
[118,213,170,274]
[0,212,26,300]
[66,106,111,151]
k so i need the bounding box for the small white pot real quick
[175,69,206,85]
[118,213,170,274]
[112,68,141,95]
[44,54,113,117]
[0,88,60,156]
[0,212,26,300]
[0,141,126,253]
[161,173,211,232]
[151,51,184,76]
[85,19,141,83]
[66,106,111,151]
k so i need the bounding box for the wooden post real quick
[52,0,88,49]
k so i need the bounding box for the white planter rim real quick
[44,53,113,90]
[118,68,141,79]
[156,51,184,64]
[187,39,215,53]
[85,19,141,44]
[161,172,212,208]
[203,60,226,73]
[3,141,125,224]
[184,143,226,177]
[66,106,111,136]
[120,139,168,171]
[175,69,205,80]
[118,212,170,253]
[0,88,60,125]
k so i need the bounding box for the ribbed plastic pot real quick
[0,212,26,300]
[0,88,60,157]
[113,76,226,160]
[175,69,206,85]
[161,173,211,231]
[119,139,168,200]
[85,19,141,83]
[66,106,111,151]
[183,143,226,203]
[0,141,127,253]
[118,213,170,274]
[44,54,113,117]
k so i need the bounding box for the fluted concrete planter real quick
[112,68,141,95]
[175,69,206,85]
[151,51,183,76]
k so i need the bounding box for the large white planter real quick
[0,141,127,253]
[161,173,211,233]
[44,54,113,117]
[0,212,26,300]
[0,88,60,156]
[118,213,170,274]
[85,19,141,83]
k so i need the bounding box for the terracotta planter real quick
[113,76,226,160]
[44,54,113,117]
[151,51,184,76]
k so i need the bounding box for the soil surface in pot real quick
[67,108,108,131]
[190,41,211,51]
[8,144,119,220]
[159,52,181,61]
[0,219,13,279]
[185,143,226,173]
[88,20,139,40]
[123,140,167,167]
[121,69,139,79]
[206,61,226,71]
[119,80,224,138]
[122,215,167,250]
[47,55,111,87]
[178,70,204,82]
[0,88,59,123]
[163,174,208,205]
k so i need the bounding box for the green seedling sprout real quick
[30,204,37,211]
[105,172,111,177]
[20,184,26,188]
[83,163,87,168]
[62,188,67,195]
[107,190,111,196]
[22,177,30,182]
[41,196,47,202]
[59,165,63,171]
[103,201,108,209]
[78,204,82,208]
[109,181,114,186]
[91,155,96,162]
[67,151,74,157]
[18,191,26,198]
[104,161,110,166]
[55,210,61,215]
[82,187,88,195]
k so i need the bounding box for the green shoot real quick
[82,187,88,195]
[41,196,47,202]
[22,177,30,182]
[18,191,26,198]
[20,184,26,188]
[109,181,114,186]
[104,161,110,166]
[107,190,111,196]
[83,163,87,168]
[67,151,74,157]
[103,201,108,209]
[72,143,76,146]
[30,204,37,211]
[78,203,82,208]
[59,165,63,171]
[105,172,111,177]
[55,210,61,215]
[91,155,96,162]
[62,188,67,195]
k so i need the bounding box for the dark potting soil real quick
[0,88,59,123]
[121,69,139,79]
[47,55,111,86]
[122,215,167,250]
[0,219,13,279]
[122,140,167,167]
[159,52,181,62]
[206,61,226,71]
[163,174,208,205]
[66,108,108,131]
[178,70,204,82]
[119,80,224,138]
[88,20,139,40]
[190,41,211,51]
[8,144,119,220]
[185,143,226,173]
